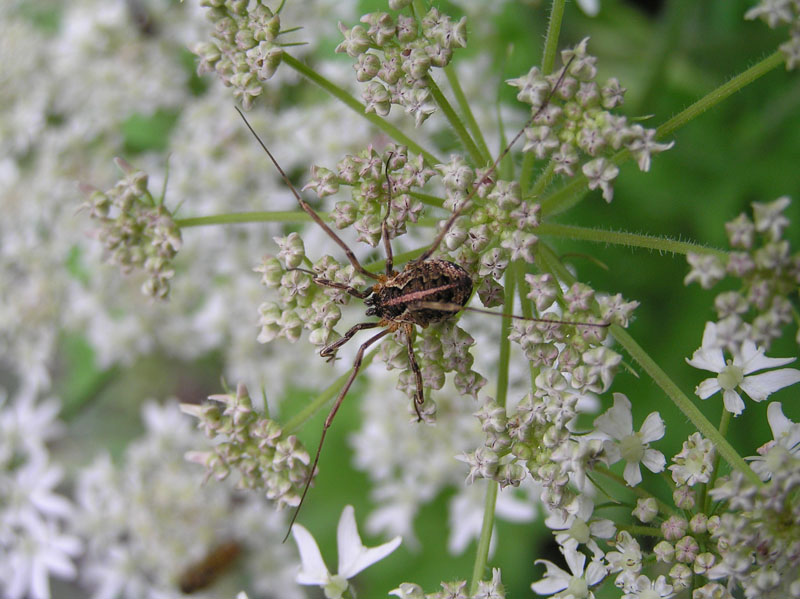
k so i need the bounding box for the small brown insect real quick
[178,540,241,594]
[235,55,592,539]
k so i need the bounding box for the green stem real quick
[469,480,498,595]
[703,409,732,512]
[426,75,485,165]
[283,350,378,433]
[541,0,567,75]
[281,53,441,166]
[536,223,728,258]
[444,64,492,162]
[408,190,445,208]
[536,243,760,486]
[656,50,785,140]
[496,264,516,408]
[528,158,557,199]
[593,464,676,518]
[540,50,785,217]
[619,524,664,538]
[175,210,317,228]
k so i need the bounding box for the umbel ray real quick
[236,54,605,539]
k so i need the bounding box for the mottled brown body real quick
[364,258,473,327]
[178,540,241,594]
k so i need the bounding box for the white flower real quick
[545,495,615,559]
[292,505,401,598]
[686,322,800,416]
[594,393,666,486]
[530,544,606,598]
[576,0,600,17]
[748,402,800,480]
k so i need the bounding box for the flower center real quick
[568,518,591,544]
[717,361,744,391]
[566,575,589,598]
[324,575,349,599]
[620,434,645,463]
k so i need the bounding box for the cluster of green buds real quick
[336,1,467,126]
[181,383,312,510]
[685,196,800,349]
[303,143,432,247]
[80,158,181,299]
[193,0,286,109]
[508,38,673,202]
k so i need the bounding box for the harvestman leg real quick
[381,153,396,276]
[235,107,379,283]
[320,321,381,361]
[403,322,425,421]
[285,327,391,541]
[288,267,373,300]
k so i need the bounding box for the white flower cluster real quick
[72,400,302,599]
[0,390,81,599]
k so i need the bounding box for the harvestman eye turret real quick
[236,55,603,540]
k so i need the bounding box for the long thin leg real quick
[236,107,379,281]
[320,321,381,361]
[403,323,425,421]
[284,327,391,541]
[414,56,576,264]
[287,268,373,300]
[382,153,395,276]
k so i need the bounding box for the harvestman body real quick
[235,56,595,539]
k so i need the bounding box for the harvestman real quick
[236,56,602,538]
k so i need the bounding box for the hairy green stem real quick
[540,50,785,217]
[469,480,498,595]
[283,350,378,433]
[541,0,566,75]
[175,210,317,228]
[536,223,728,258]
[427,76,485,165]
[444,64,492,162]
[282,53,440,166]
[593,465,676,518]
[704,409,732,512]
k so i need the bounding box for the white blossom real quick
[292,505,401,598]
[687,322,800,416]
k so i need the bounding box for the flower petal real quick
[623,460,643,486]
[740,368,800,402]
[695,377,721,399]
[641,448,666,474]
[337,505,401,578]
[530,559,570,594]
[722,388,745,416]
[638,412,665,443]
[292,524,330,585]
[737,341,796,374]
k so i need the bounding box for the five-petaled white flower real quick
[292,505,401,599]
[749,402,800,480]
[594,393,666,486]
[686,322,800,416]
[530,544,606,598]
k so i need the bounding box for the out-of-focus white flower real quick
[749,402,800,480]
[687,322,800,416]
[292,504,401,598]
[577,0,600,17]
